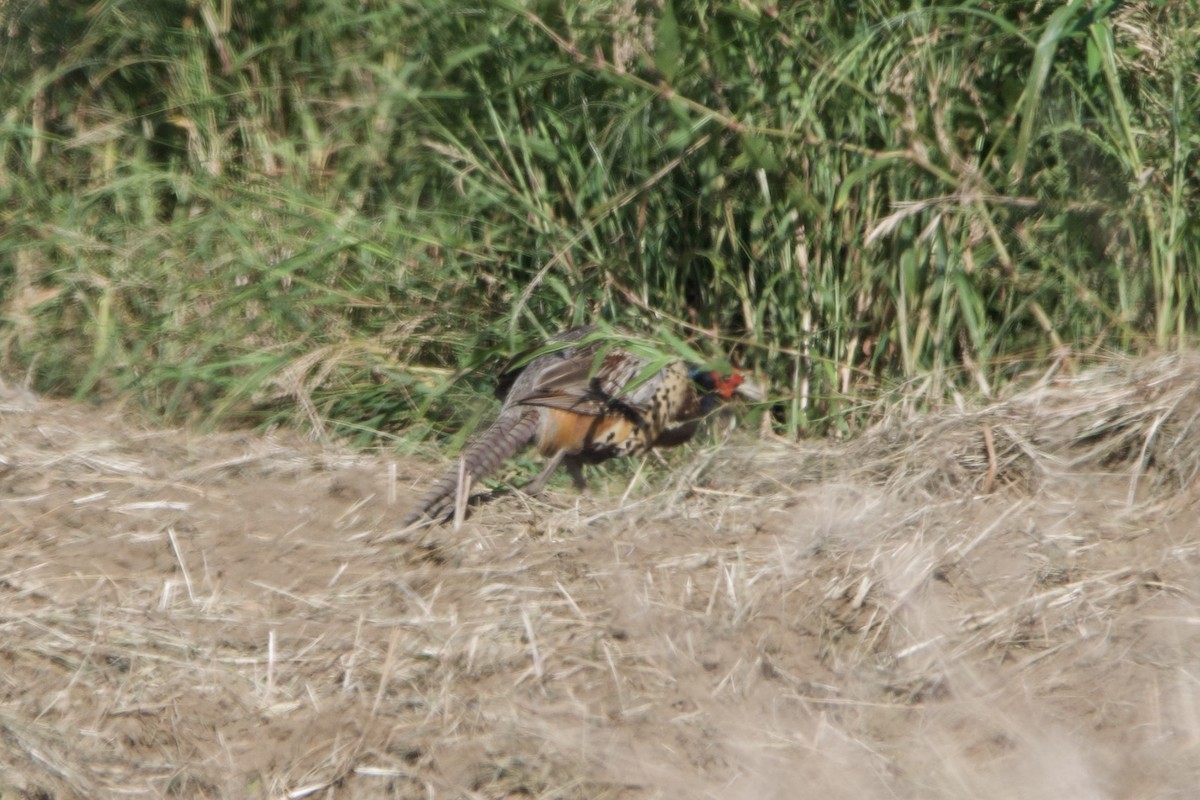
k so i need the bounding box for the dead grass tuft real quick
[1,354,1198,797]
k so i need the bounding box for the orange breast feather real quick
[537,408,638,457]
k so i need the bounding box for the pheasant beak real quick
[715,371,765,402]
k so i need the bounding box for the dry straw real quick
[1,354,1197,798]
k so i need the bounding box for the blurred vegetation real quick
[1,0,1197,447]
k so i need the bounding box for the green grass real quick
[1,0,1197,445]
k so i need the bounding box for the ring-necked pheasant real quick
[399,326,752,526]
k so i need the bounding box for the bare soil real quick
[1,358,1198,799]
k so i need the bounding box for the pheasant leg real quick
[522,449,566,496]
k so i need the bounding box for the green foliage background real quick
[2,0,1197,445]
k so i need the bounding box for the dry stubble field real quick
[1,356,1199,799]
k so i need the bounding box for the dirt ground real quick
[1,357,1199,799]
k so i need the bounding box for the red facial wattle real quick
[711,371,744,400]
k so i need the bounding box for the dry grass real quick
[1,356,1199,799]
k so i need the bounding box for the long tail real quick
[399,408,540,527]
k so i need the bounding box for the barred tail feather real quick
[399,409,540,526]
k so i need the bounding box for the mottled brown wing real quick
[511,347,650,417]
[494,325,597,402]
